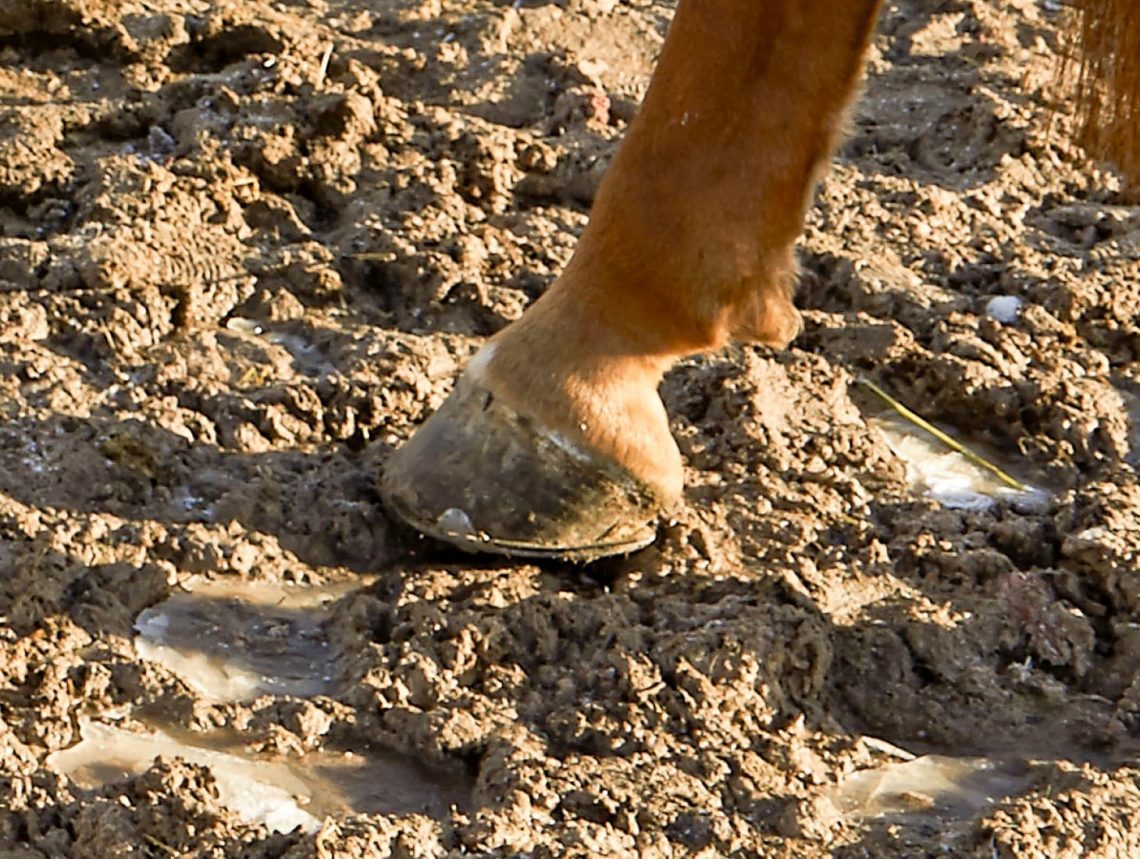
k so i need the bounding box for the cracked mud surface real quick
[2,0,1140,855]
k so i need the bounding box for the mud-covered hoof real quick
[380,373,667,562]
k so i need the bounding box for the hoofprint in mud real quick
[2,0,1140,856]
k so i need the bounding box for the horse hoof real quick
[380,373,668,562]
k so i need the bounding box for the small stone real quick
[985,295,1022,323]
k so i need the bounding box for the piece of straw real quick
[315,44,334,90]
[142,835,179,856]
[858,377,1028,492]
[347,251,396,261]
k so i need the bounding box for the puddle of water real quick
[48,718,468,832]
[224,317,335,377]
[134,579,364,703]
[872,415,1048,511]
[51,718,319,832]
[59,577,474,831]
[830,754,1037,822]
[263,330,333,376]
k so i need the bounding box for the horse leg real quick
[382,0,884,559]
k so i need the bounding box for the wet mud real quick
[2,0,1140,855]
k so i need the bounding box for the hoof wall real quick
[381,374,666,562]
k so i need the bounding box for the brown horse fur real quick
[1069,0,1140,199]
[385,0,1136,555]
[471,0,884,505]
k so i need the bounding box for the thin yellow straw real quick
[858,378,1028,492]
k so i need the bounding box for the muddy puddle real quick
[48,577,470,832]
[133,578,360,703]
[830,753,1038,822]
[49,717,468,831]
[224,316,336,378]
[870,412,1048,511]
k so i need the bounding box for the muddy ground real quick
[1,0,1140,855]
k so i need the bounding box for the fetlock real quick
[473,290,684,508]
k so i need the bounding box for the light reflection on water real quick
[871,414,1048,511]
[48,576,470,832]
[133,578,364,703]
[830,753,1038,822]
[49,717,469,832]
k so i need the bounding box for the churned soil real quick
[1,0,1139,855]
